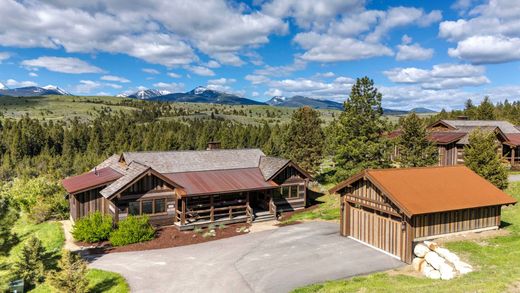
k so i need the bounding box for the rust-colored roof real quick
[331,166,516,216]
[62,167,123,194]
[165,168,277,196]
[428,132,466,144]
[506,134,520,146]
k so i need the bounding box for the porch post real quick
[512,147,516,165]
[181,197,186,225]
[210,195,214,222]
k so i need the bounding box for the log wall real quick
[413,206,501,239]
[70,186,106,220]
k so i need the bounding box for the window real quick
[155,198,166,213]
[129,202,140,215]
[142,200,153,214]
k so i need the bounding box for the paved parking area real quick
[89,221,404,293]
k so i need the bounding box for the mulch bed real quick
[78,223,251,254]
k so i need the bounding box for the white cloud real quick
[184,65,215,76]
[265,88,283,97]
[205,60,221,68]
[153,81,184,92]
[206,77,242,95]
[208,78,236,86]
[384,63,489,90]
[5,79,37,87]
[315,72,336,78]
[439,0,520,64]
[96,92,111,96]
[264,75,354,101]
[251,91,259,97]
[396,36,434,61]
[105,83,122,89]
[21,56,103,74]
[245,74,270,85]
[142,68,160,74]
[29,72,38,77]
[167,72,181,78]
[74,80,101,93]
[0,52,11,63]
[101,75,130,83]
[253,59,307,77]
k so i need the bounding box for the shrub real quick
[218,223,226,230]
[50,250,89,293]
[109,215,155,246]
[193,227,203,234]
[72,212,113,243]
[11,236,46,289]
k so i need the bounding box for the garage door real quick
[346,204,409,261]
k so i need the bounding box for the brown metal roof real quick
[506,134,520,146]
[428,132,466,144]
[331,166,516,216]
[62,167,123,194]
[164,168,277,196]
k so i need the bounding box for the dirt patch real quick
[77,223,251,254]
[434,228,510,245]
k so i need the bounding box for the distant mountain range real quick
[0,84,70,97]
[0,83,436,114]
[122,86,265,105]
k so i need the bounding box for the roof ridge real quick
[367,165,466,172]
[123,148,263,155]
[164,167,261,174]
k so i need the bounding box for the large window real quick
[277,184,304,199]
[127,198,167,215]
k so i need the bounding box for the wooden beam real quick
[181,198,186,225]
[210,195,214,222]
[345,198,401,218]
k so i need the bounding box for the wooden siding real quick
[341,179,400,216]
[120,173,173,196]
[347,204,412,263]
[438,143,458,166]
[413,206,501,239]
[71,186,106,220]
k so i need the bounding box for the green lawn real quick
[292,182,520,293]
[282,184,340,225]
[0,214,129,292]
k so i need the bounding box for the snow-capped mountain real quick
[42,85,70,95]
[266,95,343,110]
[119,89,171,100]
[0,85,71,97]
[157,86,266,105]
[0,82,7,90]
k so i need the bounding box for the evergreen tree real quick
[464,99,476,119]
[50,250,89,293]
[11,236,46,288]
[283,106,325,174]
[0,194,18,253]
[464,129,508,189]
[396,113,438,167]
[332,77,390,181]
[476,96,496,120]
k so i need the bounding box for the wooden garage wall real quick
[413,206,501,239]
[348,205,411,263]
[71,186,106,220]
[438,143,458,166]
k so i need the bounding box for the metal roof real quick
[62,167,122,194]
[331,166,517,216]
[164,168,277,196]
[428,132,466,144]
[122,148,265,173]
[506,134,520,146]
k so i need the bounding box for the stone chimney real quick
[207,141,221,150]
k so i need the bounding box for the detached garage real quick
[330,166,517,264]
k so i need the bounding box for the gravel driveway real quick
[89,221,403,293]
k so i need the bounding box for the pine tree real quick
[396,113,438,167]
[464,99,476,119]
[283,106,325,174]
[50,250,89,293]
[476,96,496,120]
[332,77,390,181]
[464,129,508,189]
[0,195,18,253]
[11,236,46,288]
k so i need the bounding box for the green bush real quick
[109,215,155,246]
[72,212,113,243]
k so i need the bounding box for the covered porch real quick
[503,144,520,167]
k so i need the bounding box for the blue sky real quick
[1,0,520,110]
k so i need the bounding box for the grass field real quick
[0,214,129,292]
[292,181,520,293]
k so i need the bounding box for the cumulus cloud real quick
[0,52,11,63]
[396,35,434,61]
[439,0,520,64]
[29,72,38,77]
[384,63,489,90]
[184,65,215,76]
[5,79,37,87]
[74,80,101,93]
[167,72,181,78]
[142,68,160,74]
[153,81,184,92]
[101,75,130,83]
[264,75,354,101]
[21,56,103,74]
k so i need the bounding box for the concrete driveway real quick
[89,221,403,293]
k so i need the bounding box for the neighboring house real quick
[390,119,520,167]
[330,166,517,263]
[62,146,311,230]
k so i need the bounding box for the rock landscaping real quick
[412,240,473,280]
